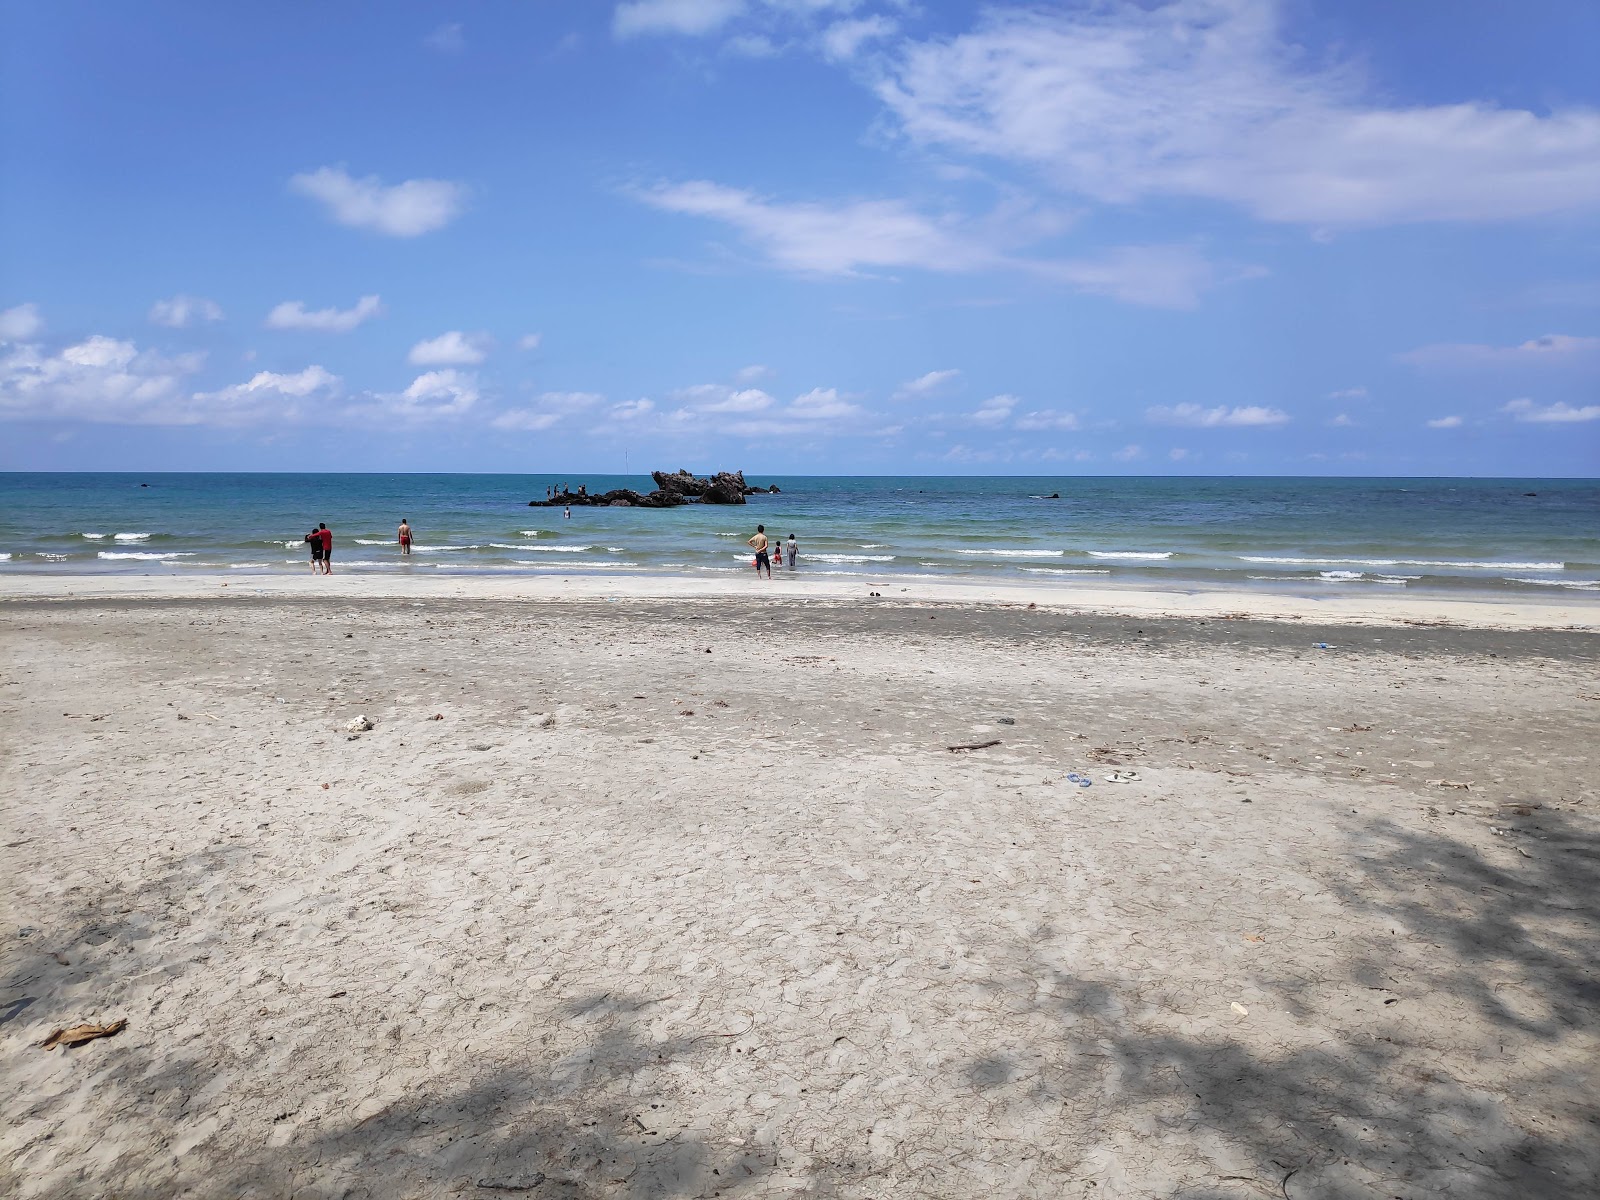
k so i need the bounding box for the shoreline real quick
[1,569,1596,631]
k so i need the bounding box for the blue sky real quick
[2,0,1597,475]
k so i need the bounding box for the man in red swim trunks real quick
[397,518,413,557]
[318,522,333,574]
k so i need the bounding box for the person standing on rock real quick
[747,524,772,578]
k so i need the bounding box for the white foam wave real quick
[518,530,546,538]
[1086,550,1174,560]
[1241,555,1564,571]
[1017,567,1111,575]
[809,553,895,564]
[354,538,393,545]
[113,532,152,542]
[509,559,642,569]
[230,563,270,569]
[97,551,194,561]
[80,532,106,540]
[408,544,477,553]
[1507,577,1600,590]
[0,553,11,561]
[955,548,1064,558]
[1319,571,1415,585]
[526,545,592,552]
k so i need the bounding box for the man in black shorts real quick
[306,528,323,573]
[746,524,772,578]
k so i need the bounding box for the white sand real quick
[2,586,1597,1198]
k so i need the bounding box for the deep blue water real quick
[1,473,1596,594]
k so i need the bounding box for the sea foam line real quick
[1241,555,1565,571]
[1086,550,1174,560]
[98,551,194,560]
[955,548,1064,558]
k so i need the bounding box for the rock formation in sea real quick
[528,469,776,507]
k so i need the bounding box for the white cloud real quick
[1426,415,1463,429]
[289,167,467,237]
[424,22,464,53]
[0,303,43,341]
[491,409,561,432]
[1168,447,1191,461]
[266,295,384,333]
[148,295,224,328]
[408,330,493,366]
[377,369,480,421]
[724,34,780,58]
[1501,398,1600,424]
[820,15,895,62]
[611,398,657,419]
[1146,402,1290,427]
[1400,333,1600,370]
[518,333,544,351]
[734,363,773,383]
[877,1,1600,225]
[673,383,776,413]
[893,368,960,400]
[970,394,1018,426]
[1111,443,1144,461]
[193,366,342,425]
[1328,386,1368,400]
[615,0,744,37]
[1013,408,1081,431]
[0,334,206,424]
[636,179,1238,306]
[788,386,860,420]
[1328,413,1356,427]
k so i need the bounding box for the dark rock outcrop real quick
[528,469,773,508]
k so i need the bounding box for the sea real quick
[1,473,1596,596]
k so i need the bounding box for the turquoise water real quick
[1,473,1596,594]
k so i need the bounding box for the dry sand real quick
[2,582,1598,1199]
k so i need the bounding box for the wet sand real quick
[2,590,1597,1198]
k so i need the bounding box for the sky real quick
[1,0,1597,476]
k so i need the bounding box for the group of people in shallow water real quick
[746,525,798,578]
[300,517,800,576]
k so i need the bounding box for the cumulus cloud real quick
[0,334,206,424]
[611,398,657,420]
[893,368,960,400]
[1425,415,1464,429]
[193,366,342,424]
[490,391,605,432]
[1146,403,1290,427]
[673,383,777,413]
[370,370,480,421]
[614,0,744,38]
[266,295,384,333]
[408,330,492,366]
[289,167,467,237]
[0,303,43,341]
[876,0,1600,225]
[1502,398,1600,423]
[1400,333,1600,370]
[148,295,224,328]
[636,179,1239,306]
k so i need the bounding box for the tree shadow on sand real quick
[979,807,1600,1199]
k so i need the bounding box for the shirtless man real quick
[397,518,413,556]
[747,524,772,578]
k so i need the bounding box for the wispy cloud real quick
[423,22,464,53]
[876,1,1600,225]
[893,368,960,400]
[1400,333,1600,370]
[149,295,224,328]
[265,295,384,333]
[290,166,467,237]
[1502,398,1600,423]
[820,15,896,62]
[1425,415,1463,429]
[1146,402,1289,427]
[635,179,1238,306]
[614,0,744,38]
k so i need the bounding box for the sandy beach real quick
[3,578,1598,1199]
